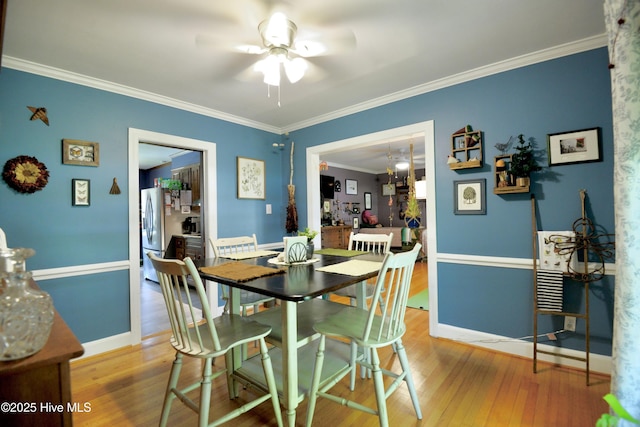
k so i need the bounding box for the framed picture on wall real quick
[62,139,100,166]
[353,217,359,229]
[454,179,486,215]
[345,179,358,195]
[364,192,372,210]
[381,183,395,196]
[547,127,601,166]
[237,156,265,199]
[72,179,90,206]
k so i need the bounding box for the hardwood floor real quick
[140,275,202,337]
[72,262,610,426]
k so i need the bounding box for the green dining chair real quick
[306,244,422,427]
[147,252,283,427]
[331,231,393,306]
[209,234,276,316]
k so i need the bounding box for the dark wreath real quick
[2,155,50,194]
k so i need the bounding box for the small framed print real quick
[364,192,372,210]
[382,183,396,196]
[547,127,601,166]
[454,179,486,215]
[237,156,265,199]
[345,179,358,195]
[353,217,360,229]
[63,139,100,166]
[323,200,331,213]
[72,179,90,206]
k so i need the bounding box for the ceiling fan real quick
[225,10,356,106]
[239,12,316,86]
[211,10,355,89]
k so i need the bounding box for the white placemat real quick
[316,259,382,276]
[221,250,280,260]
[267,257,320,266]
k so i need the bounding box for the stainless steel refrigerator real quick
[141,188,182,282]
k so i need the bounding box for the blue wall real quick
[289,48,614,355]
[0,47,615,355]
[0,68,283,342]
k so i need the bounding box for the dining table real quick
[197,249,385,427]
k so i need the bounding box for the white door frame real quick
[128,128,218,344]
[306,120,439,337]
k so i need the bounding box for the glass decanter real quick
[0,248,55,361]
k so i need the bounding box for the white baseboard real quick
[437,324,611,375]
[74,332,134,360]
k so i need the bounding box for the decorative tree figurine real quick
[510,134,541,187]
[404,143,422,228]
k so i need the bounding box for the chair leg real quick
[370,349,389,427]
[306,336,326,427]
[394,340,423,419]
[198,358,213,427]
[259,338,284,427]
[160,352,183,427]
[349,341,357,391]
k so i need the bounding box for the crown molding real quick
[282,34,608,133]
[2,56,281,134]
[3,33,606,136]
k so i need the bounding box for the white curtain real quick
[605,0,640,424]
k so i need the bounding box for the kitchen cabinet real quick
[171,163,200,204]
[170,235,203,261]
[321,225,352,249]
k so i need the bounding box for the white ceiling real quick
[3,1,606,171]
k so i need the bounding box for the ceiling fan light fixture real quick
[255,47,306,86]
[254,54,281,86]
[284,57,307,83]
[396,161,409,170]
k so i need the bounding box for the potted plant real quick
[510,134,541,187]
[298,227,318,259]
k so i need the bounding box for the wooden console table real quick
[321,225,352,249]
[0,304,84,426]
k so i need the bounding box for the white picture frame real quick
[237,156,265,199]
[345,179,358,195]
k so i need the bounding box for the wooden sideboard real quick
[321,225,353,249]
[0,296,84,427]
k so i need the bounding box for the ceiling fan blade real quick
[293,27,356,57]
[236,44,268,54]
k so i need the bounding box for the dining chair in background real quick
[147,252,283,427]
[209,234,276,316]
[306,244,423,427]
[331,231,393,307]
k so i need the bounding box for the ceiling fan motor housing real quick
[259,13,297,48]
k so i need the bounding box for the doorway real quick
[305,120,439,337]
[138,143,204,336]
[128,128,218,345]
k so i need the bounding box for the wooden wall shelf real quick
[493,154,529,194]
[449,127,483,170]
[494,186,529,195]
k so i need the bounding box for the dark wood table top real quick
[197,253,383,302]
